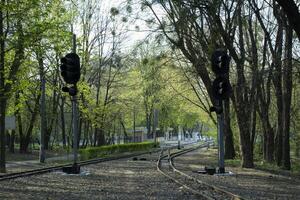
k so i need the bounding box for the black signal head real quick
[60,53,81,84]
[211,50,230,75]
[212,76,232,100]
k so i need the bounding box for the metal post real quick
[217,100,225,173]
[153,109,158,143]
[39,76,46,163]
[72,34,76,54]
[177,126,181,149]
[72,96,78,164]
[133,106,136,142]
[71,31,78,165]
[70,30,79,173]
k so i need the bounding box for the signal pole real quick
[217,100,225,173]
[153,109,158,143]
[72,94,78,165]
[71,33,78,166]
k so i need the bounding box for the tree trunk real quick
[90,126,94,146]
[38,52,46,161]
[272,4,284,167]
[120,119,128,139]
[266,126,275,162]
[258,94,275,162]
[44,131,50,150]
[296,136,300,158]
[0,0,6,173]
[60,97,66,148]
[237,115,254,168]
[146,112,152,139]
[223,98,235,159]
[93,127,97,147]
[9,130,15,153]
[97,128,105,146]
[16,93,23,154]
[95,114,107,146]
[82,121,89,148]
[78,118,82,147]
[282,23,293,170]
[44,97,58,150]
[6,131,10,149]
[0,62,5,174]
[274,0,300,40]
[20,136,31,153]
[263,131,267,160]
[20,92,41,153]
[275,92,284,166]
[133,107,136,142]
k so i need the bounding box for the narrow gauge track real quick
[0,141,197,182]
[157,144,244,200]
[0,149,161,181]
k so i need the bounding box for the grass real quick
[79,141,158,160]
[5,148,69,162]
[255,161,282,171]
[224,156,300,176]
[6,151,39,162]
[254,157,300,175]
[291,158,300,173]
[4,142,158,163]
[225,159,241,167]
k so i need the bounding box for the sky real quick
[70,0,149,54]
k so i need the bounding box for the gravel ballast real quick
[1,146,299,199]
[173,148,300,200]
[0,151,198,200]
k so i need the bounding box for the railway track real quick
[157,143,245,200]
[0,141,196,181]
[0,149,161,181]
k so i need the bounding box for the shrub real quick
[79,141,158,160]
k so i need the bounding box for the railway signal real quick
[60,50,81,174]
[212,77,231,100]
[211,49,230,75]
[211,50,231,100]
[210,49,232,174]
[60,53,80,84]
[60,53,80,96]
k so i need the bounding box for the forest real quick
[0,0,300,173]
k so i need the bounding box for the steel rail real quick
[169,148,244,200]
[0,149,161,181]
[157,144,215,200]
[157,143,245,200]
[0,141,198,181]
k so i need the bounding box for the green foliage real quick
[291,159,300,173]
[225,159,241,167]
[114,40,216,138]
[79,142,157,160]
